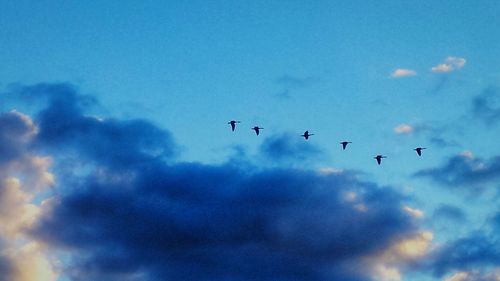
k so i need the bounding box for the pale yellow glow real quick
[367,231,433,281]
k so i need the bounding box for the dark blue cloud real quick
[259,133,326,166]
[0,83,417,281]
[4,83,178,168]
[428,232,500,277]
[414,153,500,192]
[472,86,500,125]
[0,111,34,164]
[34,161,414,281]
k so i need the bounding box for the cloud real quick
[0,83,428,280]
[394,124,414,134]
[4,83,179,169]
[0,111,58,280]
[414,152,500,192]
[259,132,326,166]
[390,69,417,78]
[492,212,500,230]
[429,137,460,148]
[33,162,418,281]
[403,206,424,219]
[431,57,466,73]
[472,87,500,125]
[274,74,317,98]
[428,233,500,277]
[433,204,466,223]
[369,231,433,281]
[443,270,500,281]
[392,122,460,147]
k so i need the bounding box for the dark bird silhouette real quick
[252,126,264,136]
[301,130,314,140]
[414,147,427,156]
[340,141,352,150]
[374,155,387,165]
[228,120,241,131]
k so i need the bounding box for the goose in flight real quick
[414,147,426,156]
[374,155,387,165]
[301,130,314,140]
[340,141,352,150]
[252,126,264,136]
[228,120,241,131]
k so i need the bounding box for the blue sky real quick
[0,1,499,281]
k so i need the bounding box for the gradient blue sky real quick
[1,1,499,281]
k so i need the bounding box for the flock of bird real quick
[227,120,427,165]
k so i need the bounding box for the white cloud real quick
[0,111,58,281]
[431,56,466,73]
[403,206,424,218]
[394,124,414,134]
[391,69,417,78]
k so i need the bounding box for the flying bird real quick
[252,126,264,136]
[414,147,427,156]
[374,155,387,165]
[301,130,314,140]
[228,120,241,131]
[340,141,352,150]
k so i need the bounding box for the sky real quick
[0,1,499,281]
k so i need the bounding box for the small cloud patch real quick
[431,57,466,73]
[391,69,417,78]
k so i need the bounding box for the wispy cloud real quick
[429,232,500,277]
[472,86,500,125]
[414,152,500,193]
[432,204,466,223]
[274,74,317,98]
[391,69,417,78]
[431,56,466,73]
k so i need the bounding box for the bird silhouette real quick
[301,130,314,140]
[414,147,426,156]
[374,155,387,165]
[252,126,264,136]
[228,120,241,131]
[340,141,352,150]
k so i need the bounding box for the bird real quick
[252,126,264,136]
[414,147,427,156]
[301,130,314,140]
[340,141,352,150]
[374,155,387,165]
[228,120,241,131]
